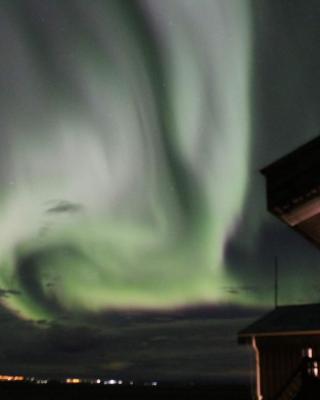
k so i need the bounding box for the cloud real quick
[46,200,84,214]
[222,286,259,296]
[104,361,133,371]
[48,324,105,354]
[0,288,21,298]
[34,319,50,326]
[0,302,260,381]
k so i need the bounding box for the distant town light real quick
[313,361,319,377]
[0,375,24,382]
[36,379,48,384]
[66,378,81,384]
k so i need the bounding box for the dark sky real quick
[1,0,320,383]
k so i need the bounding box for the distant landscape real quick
[0,381,252,399]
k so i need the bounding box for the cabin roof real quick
[260,135,320,177]
[238,303,320,341]
[259,135,320,250]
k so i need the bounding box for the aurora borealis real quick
[2,0,320,382]
[0,0,252,320]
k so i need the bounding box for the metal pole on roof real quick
[274,256,278,308]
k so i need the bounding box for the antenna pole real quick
[274,256,278,308]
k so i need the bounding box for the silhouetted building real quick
[261,136,320,248]
[239,304,320,400]
[240,136,320,399]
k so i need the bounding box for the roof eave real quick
[238,329,320,343]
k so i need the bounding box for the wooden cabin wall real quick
[256,335,320,400]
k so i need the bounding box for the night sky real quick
[1,0,320,383]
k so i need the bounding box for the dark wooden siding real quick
[256,335,320,399]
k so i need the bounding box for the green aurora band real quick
[0,0,253,320]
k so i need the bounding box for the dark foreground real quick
[0,382,252,399]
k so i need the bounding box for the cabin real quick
[239,136,320,399]
[239,304,320,400]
